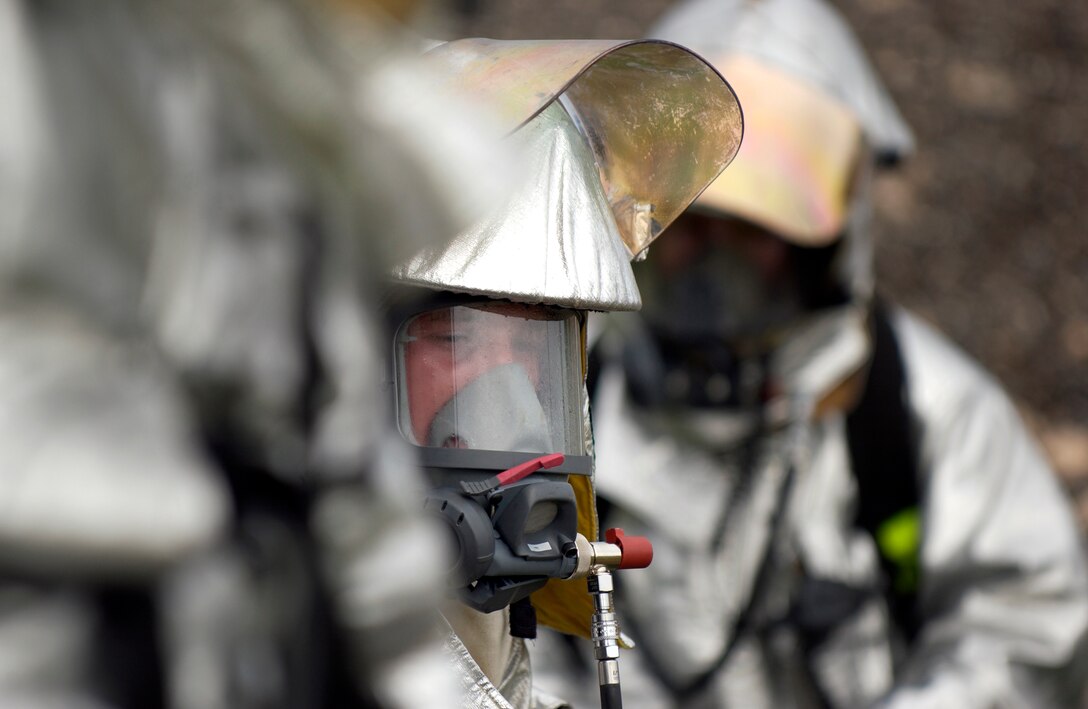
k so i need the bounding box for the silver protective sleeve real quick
[0,0,228,577]
[876,309,1088,708]
[0,2,491,707]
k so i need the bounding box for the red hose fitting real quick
[605,528,654,569]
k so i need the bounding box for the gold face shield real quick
[694,55,864,245]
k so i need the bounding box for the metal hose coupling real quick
[566,528,653,709]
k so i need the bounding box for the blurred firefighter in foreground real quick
[0,0,503,706]
[386,38,743,708]
[531,0,1088,706]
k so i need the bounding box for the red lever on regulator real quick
[497,452,565,486]
[605,528,654,569]
[459,453,565,495]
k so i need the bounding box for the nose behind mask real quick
[422,363,583,614]
[427,362,554,453]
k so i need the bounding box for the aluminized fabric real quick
[445,628,567,709]
[422,38,744,259]
[0,1,497,707]
[650,0,913,163]
[395,102,643,311]
[532,308,1088,708]
[649,0,901,294]
[446,630,519,709]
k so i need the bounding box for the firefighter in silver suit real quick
[531,0,1088,706]
[385,38,744,709]
[0,1,500,706]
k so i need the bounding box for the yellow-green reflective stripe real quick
[876,506,920,592]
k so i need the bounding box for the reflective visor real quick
[696,55,863,245]
[422,38,744,257]
[394,304,584,455]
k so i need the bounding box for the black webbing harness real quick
[845,299,922,640]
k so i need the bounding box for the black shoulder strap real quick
[845,299,922,639]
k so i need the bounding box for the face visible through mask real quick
[395,302,584,455]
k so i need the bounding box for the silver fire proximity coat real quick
[0,1,498,707]
[531,1,1087,706]
[536,304,1088,708]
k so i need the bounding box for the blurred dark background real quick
[451,0,1088,527]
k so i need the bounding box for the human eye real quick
[404,312,456,347]
[436,331,467,346]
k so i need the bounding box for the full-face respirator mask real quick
[390,297,593,613]
[625,211,849,413]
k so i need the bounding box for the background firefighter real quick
[528,0,1088,707]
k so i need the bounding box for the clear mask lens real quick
[394,303,584,455]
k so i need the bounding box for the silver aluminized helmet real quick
[394,39,745,312]
[651,0,913,163]
[647,0,913,306]
[650,0,913,247]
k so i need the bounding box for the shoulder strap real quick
[845,299,921,639]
